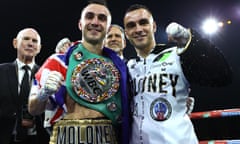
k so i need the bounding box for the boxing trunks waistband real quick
[50,119,118,144]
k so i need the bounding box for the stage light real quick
[218,22,224,27]
[202,18,219,35]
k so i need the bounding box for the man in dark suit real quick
[0,28,49,144]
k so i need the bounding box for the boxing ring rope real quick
[199,140,240,144]
[190,108,240,119]
[190,108,240,144]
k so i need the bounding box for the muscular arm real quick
[28,54,66,115]
[28,92,48,115]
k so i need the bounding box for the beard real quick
[112,47,121,53]
[86,38,101,45]
[129,34,153,50]
[82,24,106,45]
[83,32,105,45]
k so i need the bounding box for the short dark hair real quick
[88,0,107,7]
[124,4,152,16]
[80,0,110,20]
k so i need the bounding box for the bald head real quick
[13,28,42,64]
[16,28,41,45]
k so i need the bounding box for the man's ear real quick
[78,20,82,31]
[12,38,17,49]
[123,39,126,49]
[153,21,157,33]
[36,44,42,54]
[103,39,107,46]
[124,31,129,40]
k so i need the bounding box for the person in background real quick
[0,28,49,144]
[104,24,126,59]
[28,0,130,143]
[123,4,232,144]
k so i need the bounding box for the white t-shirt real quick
[127,47,198,144]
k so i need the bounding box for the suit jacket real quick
[0,61,49,144]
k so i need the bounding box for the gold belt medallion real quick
[50,119,118,144]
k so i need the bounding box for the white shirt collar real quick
[16,58,35,70]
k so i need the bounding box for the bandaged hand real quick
[38,71,64,101]
[166,22,190,46]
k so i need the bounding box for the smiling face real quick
[79,3,111,45]
[13,28,41,63]
[104,25,126,54]
[124,8,156,55]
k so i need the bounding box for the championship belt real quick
[50,119,118,144]
[65,44,122,124]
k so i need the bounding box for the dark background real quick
[0,0,239,140]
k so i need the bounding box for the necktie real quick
[15,65,31,141]
[20,65,30,99]
[20,65,33,119]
